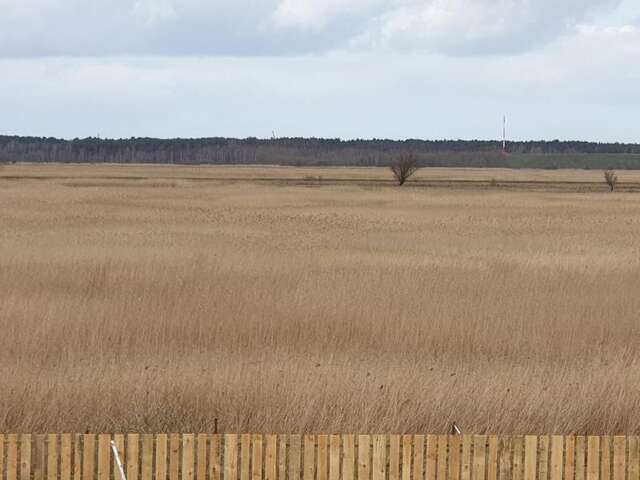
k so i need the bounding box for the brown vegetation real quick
[1,165,640,434]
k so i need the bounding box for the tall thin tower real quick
[502,115,507,153]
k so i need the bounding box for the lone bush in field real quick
[604,170,618,192]
[390,154,420,186]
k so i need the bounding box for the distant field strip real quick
[0,434,636,480]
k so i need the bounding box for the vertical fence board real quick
[425,436,437,480]
[389,436,400,480]
[342,436,355,480]
[575,437,586,480]
[113,435,125,480]
[538,436,549,480]
[512,437,524,480]
[564,437,575,480]
[183,435,195,480]
[414,436,425,480]
[210,435,222,480]
[0,435,4,480]
[265,436,277,480]
[289,436,302,480]
[127,435,140,480]
[628,437,639,480]
[550,436,563,480]
[303,436,315,480]
[329,436,341,480]
[241,435,251,480]
[358,436,370,480]
[372,436,386,480]
[169,434,180,480]
[252,435,263,480]
[498,437,512,480]
[141,435,154,480]
[278,437,287,480]
[82,435,95,480]
[224,435,238,480]
[73,435,82,480]
[474,436,487,480]
[613,437,625,480]
[156,434,168,480]
[48,434,59,480]
[437,436,448,480]
[601,436,611,480]
[318,436,328,480]
[97,435,111,480]
[196,435,207,480]
[34,435,45,480]
[461,436,471,480]
[487,436,498,480]
[587,437,600,480]
[61,434,72,480]
[401,436,412,480]
[7,434,18,480]
[448,436,461,480]
[21,434,32,480]
[524,436,537,480]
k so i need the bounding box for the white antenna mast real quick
[502,115,507,153]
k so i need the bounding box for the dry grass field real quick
[1,164,640,434]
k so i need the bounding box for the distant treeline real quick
[2,135,640,169]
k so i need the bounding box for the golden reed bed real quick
[1,164,640,433]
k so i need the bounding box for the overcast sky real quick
[1,0,639,141]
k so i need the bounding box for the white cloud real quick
[132,0,177,26]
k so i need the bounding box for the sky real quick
[1,0,640,142]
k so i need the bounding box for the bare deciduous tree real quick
[390,154,420,186]
[604,169,618,192]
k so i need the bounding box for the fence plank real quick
[602,436,611,480]
[524,436,537,480]
[318,436,328,480]
[279,437,288,480]
[224,435,238,480]
[628,437,639,480]
[34,435,45,480]
[613,437,625,480]
[210,435,222,480]
[564,437,575,480]
[156,434,168,480]
[401,436,412,480]
[498,437,512,480]
[127,434,140,480]
[437,436,448,480]
[61,434,72,480]
[265,435,277,480]
[289,436,302,480]
[342,436,355,480]
[169,434,180,480]
[448,436,461,480]
[425,436,437,480]
[183,435,195,480]
[550,436,563,480]
[487,436,498,480]
[474,436,487,480]
[303,436,315,480]
[82,435,95,480]
[0,435,4,480]
[73,435,82,480]
[48,434,59,480]
[329,436,341,480]
[142,435,154,480]
[21,434,32,480]
[575,437,586,480]
[196,435,207,480]
[512,437,524,480]
[538,436,549,480]
[358,436,371,480]
[372,436,386,480]
[587,436,600,480]
[113,435,125,480]
[7,434,18,480]
[97,435,111,480]
[461,436,471,480]
[241,435,251,480]
[389,435,400,480]
[414,436,425,480]
[252,435,263,480]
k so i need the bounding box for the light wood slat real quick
[329,436,341,480]
[498,437,512,480]
[317,436,328,480]
[473,436,487,480]
[196,435,208,480]
[169,434,181,480]
[460,436,471,480]
[210,435,222,480]
[602,436,611,480]
[141,435,154,480]
[389,435,400,480]
[575,437,586,480]
[21,434,32,480]
[487,436,498,480]
[437,436,448,480]
[82,435,95,480]
[48,434,58,480]
[303,436,315,480]
[241,435,251,480]
[0,435,4,480]
[113,435,125,480]
[73,435,82,480]
[182,435,195,480]
[628,437,639,480]
[342,436,355,480]
[524,436,537,480]
[7,434,18,480]
[448,436,461,480]
[587,437,600,480]
[564,437,576,480]
[127,434,140,480]
[358,436,371,480]
[156,434,168,480]
[34,435,46,480]
[265,435,277,480]
[61,434,72,480]
[538,436,549,480]
[97,435,111,480]
[550,436,563,480]
[279,436,288,480]
[289,436,302,480]
[512,437,524,480]
[224,435,238,480]
[425,436,437,480]
[372,436,386,480]
[414,436,425,480]
[252,435,263,480]
[401,436,412,480]
[613,436,626,480]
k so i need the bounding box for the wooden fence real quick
[0,435,636,480]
